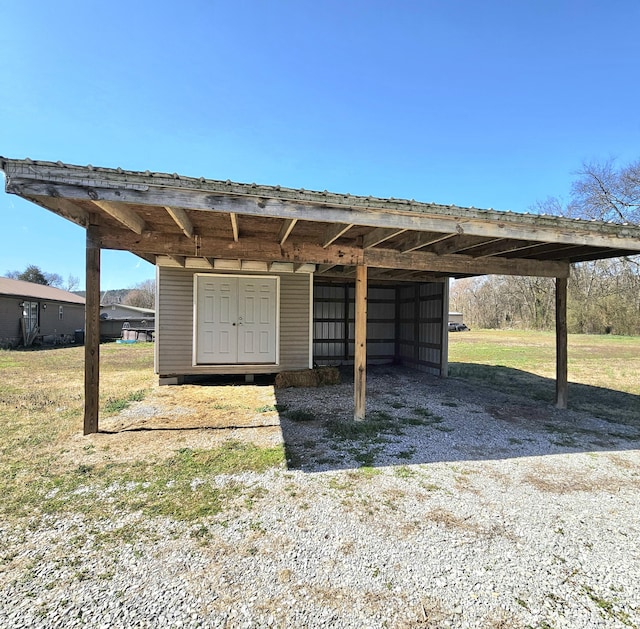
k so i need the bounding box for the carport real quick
[2,157,640,434]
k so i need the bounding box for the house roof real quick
[100,304,155,315]
[2,157,640,282]
[0,276,85,304]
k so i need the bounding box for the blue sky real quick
[1,1,639,290]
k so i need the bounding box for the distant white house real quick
[100,303,155,319]
[449,312,464,325]
[99,303,155,340]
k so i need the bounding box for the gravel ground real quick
[1,367,639,628]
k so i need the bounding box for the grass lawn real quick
[0,343,285,522]
[2,332,638,524]
[448,329,640,424]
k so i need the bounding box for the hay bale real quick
[275,367,340,389]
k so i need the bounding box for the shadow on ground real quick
[273,364,640,472]
[98,364,639,472]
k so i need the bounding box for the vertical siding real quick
[279,273,311,370]
[157,267,310,376]
[396,282,445,376]
[313,282,397,366]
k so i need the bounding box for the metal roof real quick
[2,157,639,281]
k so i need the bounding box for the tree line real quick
[451,159,640,335]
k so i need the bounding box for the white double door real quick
[196,275,278,364]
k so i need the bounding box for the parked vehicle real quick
[448,322,470,332]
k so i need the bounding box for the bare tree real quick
[123,279,156,309]
[453,158,640,334]
[65,275,80,292]
[570,159,640,224]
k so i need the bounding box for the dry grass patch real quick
[607,453,640,471]
[1,343,286,523]
[523,463,640,494]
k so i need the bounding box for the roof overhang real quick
[3,157,640,282]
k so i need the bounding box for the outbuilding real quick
[0,276,85,348]
[100,303,155,340]
[2,157,639,434]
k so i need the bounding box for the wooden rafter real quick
[463,238,541,258]
[164,206,194,239]
[278,218,297,245]
[91,200,146,234]
[362,227,406,249]
[230,213,239,242]
[515,243,583,259]
[427,235,497,256]
[322,223,353,248]
[317,264,337,274]
[397,232,454,253]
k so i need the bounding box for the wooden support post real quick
[354,265,367,421]
[84,224,101,435]
[555,276,568,409]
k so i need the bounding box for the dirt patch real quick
[57,383,284,469]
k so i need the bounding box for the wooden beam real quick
[91,200,146,234]
[354,265,367,421]
[184,257,213,269]
[96,228,570,278]
[134,252,157,265]
[364,248,570,279]
[322,223,353,248]
[269,262,294,273]
[156,255,185,268]
[230,213,239,242]
[10,179,640,252]
[168,255,186,267]
[398,232,453,253]
[317,264,337,274]
[555,276,568,409]
[164,206,194,239]
[278,218,298,245]
[362,227,406,249]
[84,225,100,435]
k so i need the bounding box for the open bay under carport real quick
[2,156,640,434]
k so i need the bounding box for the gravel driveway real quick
[1,367,639,628]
